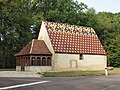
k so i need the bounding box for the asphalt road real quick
[0,75,120,90]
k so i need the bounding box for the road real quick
[0,75,120,90]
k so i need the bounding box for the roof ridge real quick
[29,39,34,54]
[46,21,83,27]
[45,21,94,30]
[45,21,96,35]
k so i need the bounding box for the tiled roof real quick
[15,39,52,56]
[45,21,106,55]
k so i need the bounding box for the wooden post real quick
[105,67,108,76]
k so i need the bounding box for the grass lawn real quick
[43,68,120,77]
[108,68,120,75]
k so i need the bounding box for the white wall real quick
[16,66,52,72]
[26,66,52,72]
[78,54,107,70]
[53,53,78,70]
[53,53,107,71]
[38,21,54,54]
[16,66,21,71]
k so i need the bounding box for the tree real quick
[37,0,88,25]
[0,0,44,68]
[94,12,120,67]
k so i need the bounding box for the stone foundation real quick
[16,66,52,72]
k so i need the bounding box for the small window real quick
[79,54,83,60]
[31,57,36,66]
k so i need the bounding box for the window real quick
[16,57,21,66]
[31,56,52,66]
[42,57,46,66]
[47,57,51,66]
[79,54,83,60]
[37,57,41,66]
[31,57,36,66]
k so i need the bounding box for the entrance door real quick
[21,57,25,71]
[70,60,77,68]
[21,66,25,71]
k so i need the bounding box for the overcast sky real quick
[78,0,120,13]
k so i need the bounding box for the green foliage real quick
[0,0,44,68]
[0,0,120,68]
[94,12,120,67]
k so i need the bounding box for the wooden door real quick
[70,60,77,68]
[21,66,25,71]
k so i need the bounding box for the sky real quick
[78,0,120,13]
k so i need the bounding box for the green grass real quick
[108,68,120,75]
[43,68,120,77]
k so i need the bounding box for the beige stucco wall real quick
[53,53,79,71]
[16,66,21,71]
[38,21,54,54]
[53,53,107,71]
[16,66,52,72]
[26,66,52,72]
[78,54,107,70]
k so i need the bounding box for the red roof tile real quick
[45,21,106,55]
[15,39,52,56]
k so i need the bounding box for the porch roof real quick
[15,39,52,56]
